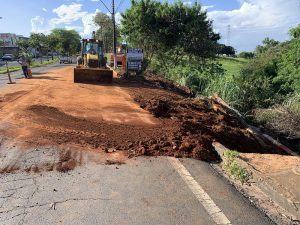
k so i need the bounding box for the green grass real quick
[0,66,21,74]
[0,59,59,74]
[223,150,250,184]
[204,57,248,106]
[218,57,248,76]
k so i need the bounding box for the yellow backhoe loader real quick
[74,38,113,83]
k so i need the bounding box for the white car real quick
[59,55,72,64]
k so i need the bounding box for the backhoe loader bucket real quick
[74,67,113,84]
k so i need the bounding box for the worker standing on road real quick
[17,55,29,78]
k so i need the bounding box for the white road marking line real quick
[168,157,232,225]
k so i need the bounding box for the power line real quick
[98,0,118,69]
[99,0,112,14]
[112,0,117,69]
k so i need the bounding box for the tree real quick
[255,37,280,55]
[219,44,236,56]
[94,12,120,53]
[16,39,33,65]
[121,0,220,63]
[238,51,254,59]
[276,24,300,93]
[121,0,160,61]
[48,29,81,55]
[47,33,60,60]
[29,33,48,62]
[234,26,300,114]
[289,24,300,39]
[0,38,3,47]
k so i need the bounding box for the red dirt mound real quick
[0,67,280,169]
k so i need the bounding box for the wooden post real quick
[5,61,14,84]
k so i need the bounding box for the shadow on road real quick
[30,76,62,80]
[32,72,53,75]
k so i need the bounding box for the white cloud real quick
[115,12,122,25]
[65,25,83,30]
[42,8,47,12]
[202,5,214,11]
[91,0,100,1]
[31,16,48,33]
[207,0,300,52]
[104,12,121,25]
[31,3,90,35]
[80,9,102,37]
[49,3,87,26]
[183,1,192,6]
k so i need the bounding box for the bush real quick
[150,24,300,126]
[254,93,300,139]
[238,51,254,59]
[148,54,224,94]
[205,74,241,107]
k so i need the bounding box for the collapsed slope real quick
[0,67,279,169]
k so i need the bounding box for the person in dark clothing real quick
[18,56,29,78]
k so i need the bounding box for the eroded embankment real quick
[0,68,279,173]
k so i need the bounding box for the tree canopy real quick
[48,29,81,55]
[94,12,120,53]
[218,44,236,57]
[121,0,220,61]
[276,24,300,92]
[255,37,280,55]
[238,51,254,59]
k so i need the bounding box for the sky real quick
[0,0,299,52]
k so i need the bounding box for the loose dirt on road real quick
[0,66,277,173]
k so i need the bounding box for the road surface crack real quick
[27,197,113,209]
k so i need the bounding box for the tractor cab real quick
[80,39,106,68]
[74,38,113,84]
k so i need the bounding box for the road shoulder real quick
[213,142,300,225]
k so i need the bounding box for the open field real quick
[218,57,248,76]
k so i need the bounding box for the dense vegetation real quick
[121,0,299,142]
[121,0,221,74]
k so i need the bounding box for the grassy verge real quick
[0,66,21,74]
[223,150,250,184]
[0,59,59,74]
[218,57,248,76]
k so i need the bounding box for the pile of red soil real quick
[27,104,179,150]
[8,72,277,162]
[132,93,277,159]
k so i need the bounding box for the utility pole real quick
[5,61,15,84]
[112,0,117,69]
[99,0,118,69]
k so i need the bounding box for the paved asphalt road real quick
[0,147,273,225]
[1,59,33,68]
[0,57,55,68]
[0,64,275,225]
[0,61,20,68]
[0,156,275,225]
[0,62,68,86]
